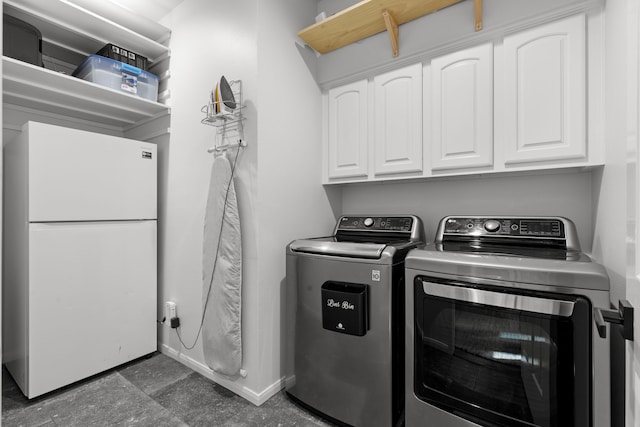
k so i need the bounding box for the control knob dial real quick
[483,219,501,232]
[363,217,374,227]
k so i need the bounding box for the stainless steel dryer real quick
[405,216,611,427]
[286,215,425,427]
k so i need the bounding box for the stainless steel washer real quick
[405,216,611,427]
[286,215,425,427]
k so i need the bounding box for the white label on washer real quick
[372,270,381,281]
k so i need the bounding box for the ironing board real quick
[202,153,242,376]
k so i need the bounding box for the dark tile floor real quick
[2,352,336,427]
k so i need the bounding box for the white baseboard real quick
[159,344,284,406]
[284,374,296,389]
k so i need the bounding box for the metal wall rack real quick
[201,79,246,152]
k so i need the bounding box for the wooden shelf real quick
[3,57,169,128]
[298,0,482,56]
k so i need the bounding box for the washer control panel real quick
[338,216,414,232]
[442,217,565,238]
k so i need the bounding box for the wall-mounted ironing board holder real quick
[207,140,246,153]
[595,299,634,341]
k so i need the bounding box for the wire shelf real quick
[200,80,244,127]
[201,79,246,154]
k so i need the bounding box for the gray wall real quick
[340,171,595,252]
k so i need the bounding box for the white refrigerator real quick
[3,121,157,398]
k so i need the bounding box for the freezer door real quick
[26,221,157,398]
[25,122,157,222]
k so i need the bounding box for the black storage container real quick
[3,14,43,67]
[96,43,148,71]
[321,281,368,336]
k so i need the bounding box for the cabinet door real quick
[501,14,586,164]
[429,43,493,170]
[327,80,368,179]
[374,63,423,175]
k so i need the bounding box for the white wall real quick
[254,0,340,396]
[158,0,337,404]
[557,0,640,425]
[590,2,635,424]
[628,0,640,421]
[157,0,259,395]
[604,0,640,425]
[1,13,4,416]
[591,0,629,305]
[625,0,640,417]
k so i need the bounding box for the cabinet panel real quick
[374,63,423,175]
[328,80,368,179]
[430,43,493,170]
[502,14,586,164]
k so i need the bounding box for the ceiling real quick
[105,0,185,21]
[65,0,185,22]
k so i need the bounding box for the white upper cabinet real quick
[373,63,423,176]
[428,43,493,171]
[500,14,586,164]
[322,11,600,185]
[327,79,369,179]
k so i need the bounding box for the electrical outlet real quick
[165,301,177,321]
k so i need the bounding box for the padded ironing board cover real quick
[202,154,242,376]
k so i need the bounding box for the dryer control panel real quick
[442,217,566,238]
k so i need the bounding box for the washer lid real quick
[405,247,610,291]
[288,215,425,260]
[289,238,387,259]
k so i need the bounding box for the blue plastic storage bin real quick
[73,54,158,102]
